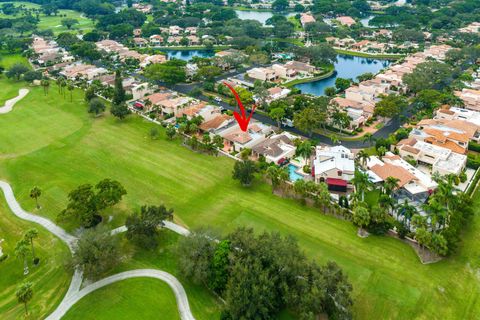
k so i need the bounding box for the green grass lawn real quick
[0,201,71,319]
[0,78,26,105]
[62,278,181,320]
[0,52,30,70]
[0,77,479,319]
[0,2,94,35]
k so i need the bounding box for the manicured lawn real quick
[0,78,479,319]
[0,52,30,70]
[0,2,94,35]
[108,231,222,319]
[62,278,181,320]
[0,78,26,105]
[0,200,71,319]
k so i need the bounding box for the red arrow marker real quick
[223,81,256,132]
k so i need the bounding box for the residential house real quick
[300,13,316,28]
[435,107,480,134]
[422,116,480,143]
[409,127,469,155]
[396,138,467,175]
[158,96,192,116]
[149,35,164,46]
[132,82,154,100]
[284,61,315,75]
[272,64,297,79]
[218,121,273,152]
[247,67,278,82]
[179,102,220,122]
[133,37,148,47]
[140,54,167,68]
[335,16,356,27]
[169,25,183,36]
[264,87,291,103]
[366,153,437,203]
[455,89,480,111]
[312,145,355,192]
[141,92,174,111]
[199,114,233,134]
[251,132,297,164]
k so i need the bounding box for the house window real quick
[337,170,342,176]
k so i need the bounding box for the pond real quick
[235,10,296,26]
[360,15,375,28]
[294,55,392,96]
[164,49,215,61]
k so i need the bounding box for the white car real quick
[281,119,294,127]
[214,97,222,102]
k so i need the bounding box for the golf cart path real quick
[46,269,195,320]
[0,89,29,114]
[0,180,195,320]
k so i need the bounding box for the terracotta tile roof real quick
[180,102,207,117]
[143,92,172,105]
[199,114,232,131]
[423,127,469,143]
[428,139,467,155]
[224,130,252,144]
[370,163,416,188]
[402,145,420,154]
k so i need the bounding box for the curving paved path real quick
[0,180,195,320]
[0,89,29,114]
[46,269,195,320]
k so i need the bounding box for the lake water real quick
[165,50,215,61]
[235,10,295,26]
[360,15,375,28]
[294,55,392,96]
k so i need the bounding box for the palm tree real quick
[362,132,375,145]
[383,176,400,196]
[16,282,33,315]
[30,186,41,209]
[351,170,371,201]
[355,150,370,168]
[15,240,30,275]
[295,140,314,165]
[67,81,75,101]
[376,146,387,159]
[397,200,417,230]
[315,182,331,212]
[24,229,38,264]
[41,79,50,96]
[329,134,340,145]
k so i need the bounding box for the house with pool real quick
[312,146,355,192]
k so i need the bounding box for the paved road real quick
[0,88,29,114]
[111,220,190,237]
[46,269,195,320]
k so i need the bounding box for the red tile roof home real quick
[224,130,253,144]
[370,163,416,188]
[143,92,172,105]
[267,87,283,95]
[199,114,232,131]
[336,16,356,27]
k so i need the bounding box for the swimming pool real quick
[288,164,304,182]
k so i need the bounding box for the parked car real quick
[214,97,222,102]
[281,119,294,127]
